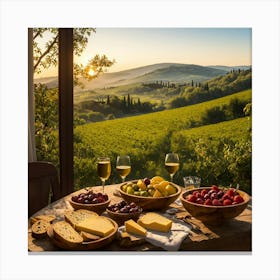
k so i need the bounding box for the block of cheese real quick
[124,219,147,237]
[76,216,115,237]
[64,209,98,228]
[137,212,172,232]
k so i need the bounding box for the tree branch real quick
[34,34,58,72]
[33,30,41,40]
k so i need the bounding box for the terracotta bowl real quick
[106,208,142,226]
[119,181,182,211]
[180,187,251,225]
[69,199,111,215]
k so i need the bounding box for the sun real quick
[88,68,96,77]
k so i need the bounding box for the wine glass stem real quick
[102,180,105,193]
[170,174,174,182]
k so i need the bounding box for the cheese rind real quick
[76,216,115,237]
[125,219,147,236]
[137,212,172,232]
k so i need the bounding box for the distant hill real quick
[208,65,251,72]
[34,63,239,90]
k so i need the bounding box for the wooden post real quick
[58,28,74,196]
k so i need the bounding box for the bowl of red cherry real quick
[106,200,143,225]
[180,185,251,225]
[69,190,110,215]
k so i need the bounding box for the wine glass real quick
[116,155,131,183]
[97,157,111,193]
[165,153,179,182]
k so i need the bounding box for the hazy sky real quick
[35,28,251,77]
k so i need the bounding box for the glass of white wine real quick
[116,155,131,183]
[165,153,179,182]
[97,157,111,193]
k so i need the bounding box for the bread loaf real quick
[30,214,56,225]
[64,209,98,228]
[31,220,51,239]
[53,221,83,246]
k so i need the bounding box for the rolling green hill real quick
[74,89,252,192]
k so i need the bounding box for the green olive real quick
[140,191,149,197]
[126,186,134,194]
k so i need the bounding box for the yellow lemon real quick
[154,181,169,194]
[150,176,165,185]
[153,189,163,198]
[159,181,169,188]
[165,184,177,195]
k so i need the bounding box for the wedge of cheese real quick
[75,216,115,237]
[137,212,172,232]
[125,219,147,237]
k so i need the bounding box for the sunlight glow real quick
[88,68,96,77]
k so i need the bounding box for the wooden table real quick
[28,183,252,252]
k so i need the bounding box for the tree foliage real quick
[33,28,115,87]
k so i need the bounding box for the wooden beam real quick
[58,28,74,196]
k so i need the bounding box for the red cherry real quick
[203,193,210,200]
[233,195,244,204]
[195,198,204,204]
[223,199,232,206]
[211,185,220,192]
[222,194,232,201]
[210,192,218,200]
[212,199,222,206]
[186,194,196,203]
[201,189,208,197]
[226,189,235,197]
[192,190,199,196]
[195,192,202,199]
[204,199,212,205]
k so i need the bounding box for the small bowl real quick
[106,208,142,226]
[180,187,250,225]
[119,181,181,211]
[69,199,111,215]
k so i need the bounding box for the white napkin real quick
[118,214,191,251]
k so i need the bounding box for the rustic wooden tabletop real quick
[28,183,252,252]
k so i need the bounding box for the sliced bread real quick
[64,209,98,228]
[31,220,51,239]
[80,231,101,242]
[53,221,83,246]
[30,214,56,225]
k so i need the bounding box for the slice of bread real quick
[30,215,56,225]
[64,209,98,228]
[80,231,101,242]
[53,221,83,246]
[31,220,51,239]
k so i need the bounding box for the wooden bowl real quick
[47,218,118,251]
[69,199,110,215]
[180,187,251,225]
[119,181,182,211]
[106,208,142,226]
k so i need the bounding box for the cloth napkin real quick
[118,213,191,251]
